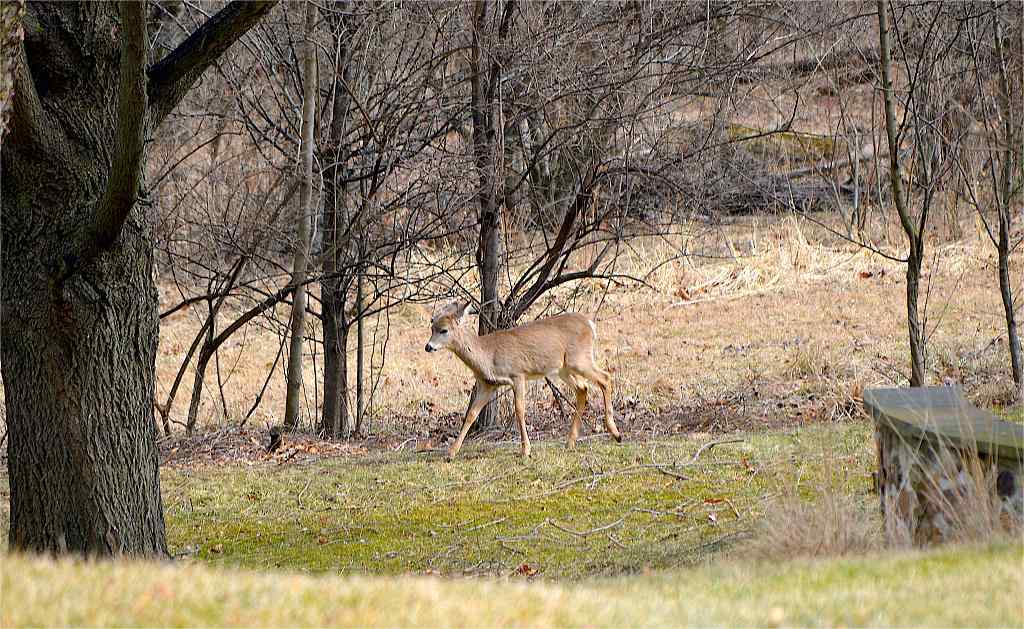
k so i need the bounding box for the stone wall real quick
[875,421,1023,545]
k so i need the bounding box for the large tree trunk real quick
[3,213,167,555]
[2,0,165,558]
[2,1,276,556]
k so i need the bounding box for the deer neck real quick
[448,329,494,381]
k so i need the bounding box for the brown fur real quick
[425,301,622,459]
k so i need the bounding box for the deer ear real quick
[457,300,476,320]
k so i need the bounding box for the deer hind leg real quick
[560,371,589,437]
[566,385,587,450]
[512,376,531,457]
[448,383,496,460]
[574,365,621,443]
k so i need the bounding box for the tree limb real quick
[147,0,277,127]
[71,1,148,277]
[3,1,46,153]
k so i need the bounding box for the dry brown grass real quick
[145,214,1017,438]
[746,492,882,561]
[5,540,1023,628]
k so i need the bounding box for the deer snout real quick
[425,343,436,353]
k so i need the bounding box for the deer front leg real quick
[512,376,531,457]
[448,383,495,460]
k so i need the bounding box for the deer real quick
[424,300,622,460]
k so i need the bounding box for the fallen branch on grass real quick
[497,540,525,555]
[547,514,632,538]
[686,438,745,464]
[499,440,745,503]
[652,465,689,481]
[393,437,417,452]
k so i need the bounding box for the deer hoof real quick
[613,433,623,443]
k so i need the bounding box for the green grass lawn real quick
[3,422,1022,627]
[159,423,874,577]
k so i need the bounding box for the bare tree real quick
[876,0,924,386]
[284,1,319,430]
[166,1,473,436]
[465,0,516,429]
[876,0,967,387]
[960,2,1024,398]
[990,3,1024,397]
[320,0,358,438]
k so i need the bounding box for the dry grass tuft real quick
[746,491,881,561]
[785,340,832,380]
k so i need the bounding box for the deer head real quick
[424,300,476,353]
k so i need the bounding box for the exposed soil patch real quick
[158,382,861,469]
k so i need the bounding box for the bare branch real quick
[148,0,277,127]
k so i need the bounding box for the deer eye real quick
[440,329,448,335]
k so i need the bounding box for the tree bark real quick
[3,241,167,555]
[2,1,274,557]
[321,0,356,438]
[283,0,319,430]
[2,2,166,555]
